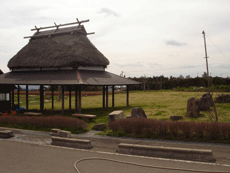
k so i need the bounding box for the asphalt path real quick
[0,139,230,173]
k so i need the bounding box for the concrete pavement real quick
[0,127,230,172]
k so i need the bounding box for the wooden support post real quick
[40,85,44,112]
[106,86,108,108]
[26,85,28,111]
[75,85,78,113]
[18,85,20,107]
[102,86,105,108]
[69,86,71,110]
[51,85,54,109]
[9,92,12,112]
[78,86,81,113]
[12,87,14,110]
[62,85,65,116]
[112,86,115,107]
[126,85,129,106]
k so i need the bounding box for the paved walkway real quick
[1,127,230,166]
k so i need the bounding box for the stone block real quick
[50,129,60,136]
[118,143,216,163]
[51,136,93,149]
[0,130,14,138]
[108,110,123,123]
[59,130,71,138]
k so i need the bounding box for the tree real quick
[202,72,208,78]
[186,75,191,79]
[179,74,184,79]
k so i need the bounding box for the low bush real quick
[0,116,88,133]
[108,118,230,143]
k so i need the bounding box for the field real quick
[16,90,230,125]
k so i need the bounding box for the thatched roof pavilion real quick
[0,19,140,115]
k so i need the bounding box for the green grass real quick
[15,90,230,127]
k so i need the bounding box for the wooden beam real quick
[62,85,64,116]
[87,32,95,35]
[26,85,28,111]
[51,85,54,109]
[112,86,115,107]
[126,85,129,106]
[40,85,44,112]
[69,86,71,110]
[106,86,108,108]
[31,19,90,31]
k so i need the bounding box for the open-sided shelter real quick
[0,19,140,115]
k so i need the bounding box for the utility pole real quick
[202,30,210,92]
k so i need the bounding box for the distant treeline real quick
[129,76,230,91]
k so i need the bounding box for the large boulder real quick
[199,93,214,111]
[214,94,230,103]
[131,107,147,118]
[186,97,200,117]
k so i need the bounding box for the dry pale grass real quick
[16,91,230,122]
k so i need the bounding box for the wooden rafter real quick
[31,18,89,31]
[24,18,94,39]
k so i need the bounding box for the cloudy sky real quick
[0,0,230,78]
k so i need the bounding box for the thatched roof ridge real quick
[8,25,109,69]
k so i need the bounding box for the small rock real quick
[170,115,183,121]
[93,123,107,131]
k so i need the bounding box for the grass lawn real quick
[15,90,230,129]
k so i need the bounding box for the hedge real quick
[0,116,88,133]
[108,118,230,142]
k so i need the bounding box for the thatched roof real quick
[8,25,109,69]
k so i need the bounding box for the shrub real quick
[168,121,179,138]
[193,122,206,139]
[0,116,88,133]
[221,122,230,140]
[108,118,230,143]
[177,121,193,139]
[156,120,168,137]
[206,122,222,141]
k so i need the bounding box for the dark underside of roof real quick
[0,70,140,86]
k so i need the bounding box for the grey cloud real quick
[165,40,187,46]
[98,8,120,17]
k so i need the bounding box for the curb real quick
[118,143,216,163]
[0,130,14,138]
[51,136,93,149]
